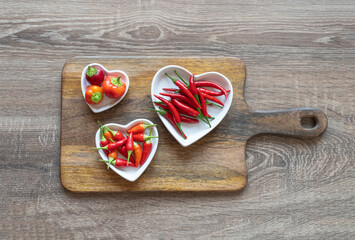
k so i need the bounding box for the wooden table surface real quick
[1,1,354,239]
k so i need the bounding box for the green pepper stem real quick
[100,126,105,141]
[93,146,108,150]
[143,123,157,129]
[174,70,189,86]
[176,123,187,139]
[127,150,132,166]
[165,73,177,83]
[206,101,223,108]
[147,108,167,116]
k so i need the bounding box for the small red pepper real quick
[118,145,136,164]
[93,138,127,151]
[198,89,224,106]
[154,95,186,139]
[100,158,135,167]
[105,127,125,141]
[141,129,153,165]
[126,132,134,165]
[127,123,157,134]
[133,133,158,142]
[147,108,187,139]
[195,81,228,98]
[133,142,142,167]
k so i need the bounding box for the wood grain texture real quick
[61,57,327,192]
[0,0,354,239]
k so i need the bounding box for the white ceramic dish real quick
[95,119,158,182]
[81,63,129,113]
[151,65,233,147]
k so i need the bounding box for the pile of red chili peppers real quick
[94,121,158,169]
[149,70,230,139]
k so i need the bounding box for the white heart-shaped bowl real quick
[81,63,130,113]
[95,119,158,182]
[151,65,233,147]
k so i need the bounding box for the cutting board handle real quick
[251,108,328,138]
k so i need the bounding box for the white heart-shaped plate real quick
[95,119,158,182]
[151,65,233,147]
[81,63,130,113]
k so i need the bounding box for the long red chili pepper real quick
[153,104,199,123]
[98,121,114,143]
[93,138,127,151]
[198,90,210,127]
[181,115,199,124]
[195,81,228,98]
[147,108,187,139]
[126,132,134,165]
[105,127,125,141]
[141,129,153,166]
[99,126,109,156]
[171,98,200,117]
[118,145,135,164]
[99,158,135,167]
[163,88,179,92]
[160,92,194,106]
[133,142,142,167]
[189,74,198,96]
[127,123,157,134]
[165,73,201,109]
[153,95,186,139]
[133,133,158,142]
[198,90,224,106]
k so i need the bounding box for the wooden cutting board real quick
[61,57,327,192]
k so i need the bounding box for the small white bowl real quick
[95,119,158,182]
[81,63,130,113]
[151,65,233,147]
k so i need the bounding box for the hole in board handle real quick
[301,116,318,129]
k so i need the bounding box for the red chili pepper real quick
[141,129,153,165]
[163,88,179,92]
[100,158,135,167]
[198,90,208,118]
[195,81,228,98]
[93,139,127,151]
[153,103,199,124]
[98,121,114,143]
[126,132,134,165]
[153,95,186,139]
[198,89,224,106]
[197,88,224,97]
[154,102,169,111]
[133,133,158,142]
[133,142,142,167]
[147,108,187,139]
[118,145,135,164]
[127,123,157,134]
[105,127,125,141]
[165,73,201,109]
[160,92,194,106]
[189,74,198,96]
[171,98,200,117]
